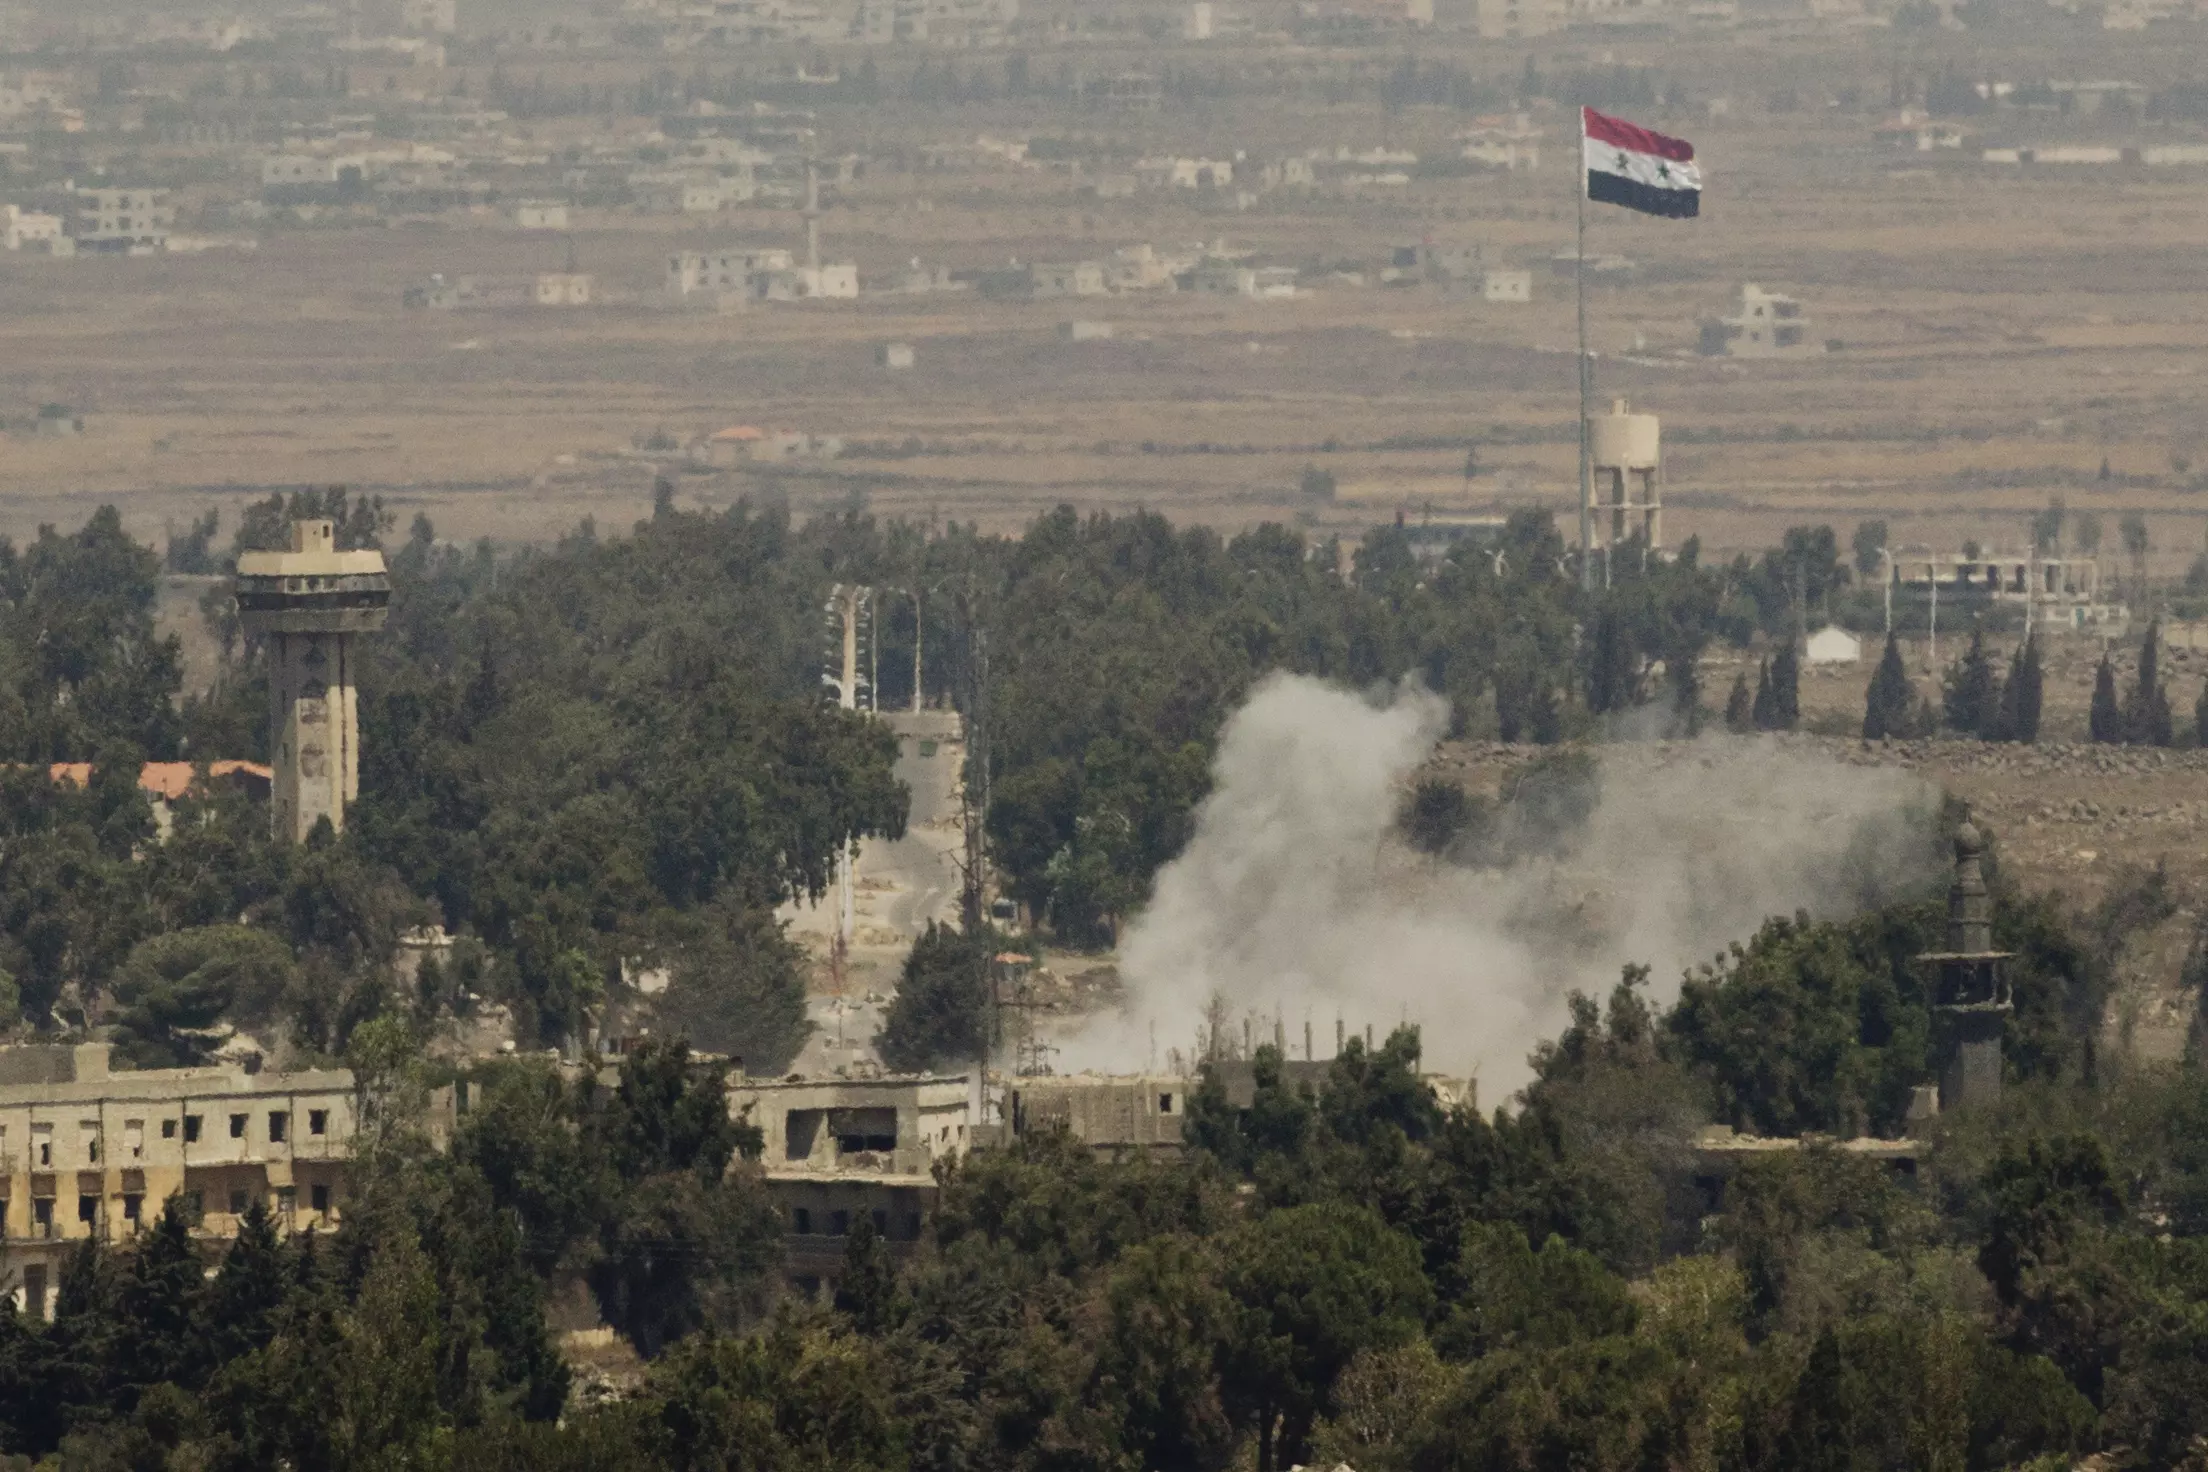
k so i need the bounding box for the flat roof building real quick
[0,1043,362,1318]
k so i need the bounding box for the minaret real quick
[234,519,390,842]
[1919,817,2013,1112]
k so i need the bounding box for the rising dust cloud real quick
[1055,673,1943,1103]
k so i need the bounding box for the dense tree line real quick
[0,494,2174,1040]
[22,842,2208,1470]
[0,492,909,1065]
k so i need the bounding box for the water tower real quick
[1587,398,1662,553]
[234,520,390,842]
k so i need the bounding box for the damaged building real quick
[0,1043,369,1319]
[729,1072,970,1298]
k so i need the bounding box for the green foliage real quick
[2091,654,2122,743]
[2000,635,2044,744]
[108,925,299,1067]
[649,901,811,1074]
[1726,670,1753,732]
[875,921,995,1074]
[1864,633,1914,740]
[1219,1201,1432,1469]
[1852,519,1889,578]
[1944,624,2000,738]
[1433,1224,1637,1361]
[1397,777,1476,857]
[2123,621,2175,747]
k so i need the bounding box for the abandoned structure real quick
[1704,284,1819,359]
[1007,1075,1188,1154]
[1921,818,2012,1113]
[1881,550,2117,632]
[233,519,390,842]
[0,1043,361,1319]
[1584,397,1663,558]
[728,1072,970,1297]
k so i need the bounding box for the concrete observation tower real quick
[233,520,390,842]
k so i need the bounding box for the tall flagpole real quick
[1576,109,1594,592]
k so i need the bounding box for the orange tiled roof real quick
[47,760,272,799]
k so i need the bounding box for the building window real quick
[183,1116,202,1144]
[1158,1093,1176,1115]
[82,1125,98,1164]
[871,1209,889,1235]
[904,1213,923,1240]
[310,1184,330,1214]
[228,1114,247,1140]
[309,1109,328,1136]
[793,1207,812,1234]
[268,1112,288,1144]
[35,1140,49,1167]
[32,1198,53,1235]
[277,1187,296,1217]
[161,1119,177,1140]
[829,1210,850,1237]
[77,1194,97,1224]
[122,1194,142,1223]
[228,1189,250,1215]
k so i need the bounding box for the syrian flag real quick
[1582,106,1701,219]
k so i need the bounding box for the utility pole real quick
[823,584,873,995]
[910,586,924,713]
[959,623,990,932]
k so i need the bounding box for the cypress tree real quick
[2090,654,2123,743]
[1586,608,1636,715]
[1750,658,1776,730]
[2196,677,2208,749]
[1769,641,1801,730]
[1863,634,1913,739]
[2125,621,2174,746]
[1999,636,2043,744]
[1725,671,1753,733]
[1943,624,1998,737]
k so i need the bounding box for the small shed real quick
[877,342,915,370]
[1805,627,1863,665]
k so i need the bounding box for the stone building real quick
[728,1072,970,1298]
[0,1043,362,1318]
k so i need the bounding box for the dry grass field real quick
[12,23,2208,574]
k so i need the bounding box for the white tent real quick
[1805,626,1864,665]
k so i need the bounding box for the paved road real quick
[786,709,966,1074]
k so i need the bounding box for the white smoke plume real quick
[1054,673,1942,1103]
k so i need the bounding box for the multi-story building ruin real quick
[0,1043,360,1318]
[729,1072,970,1297]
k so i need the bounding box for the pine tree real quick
[1863,634,1913,739]
[2125,621,2175,746]
[1998,636,2043,744]
[1725,671,1753,733]
[1769,641,1801,730]
[2090,653,2123,743]
[114,1197,206,1395]
[1943,624,1999,737]
[1750,658,1776,730]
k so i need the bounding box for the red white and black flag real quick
[1582,106,1701,219]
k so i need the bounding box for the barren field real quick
[11,25,2208,572]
